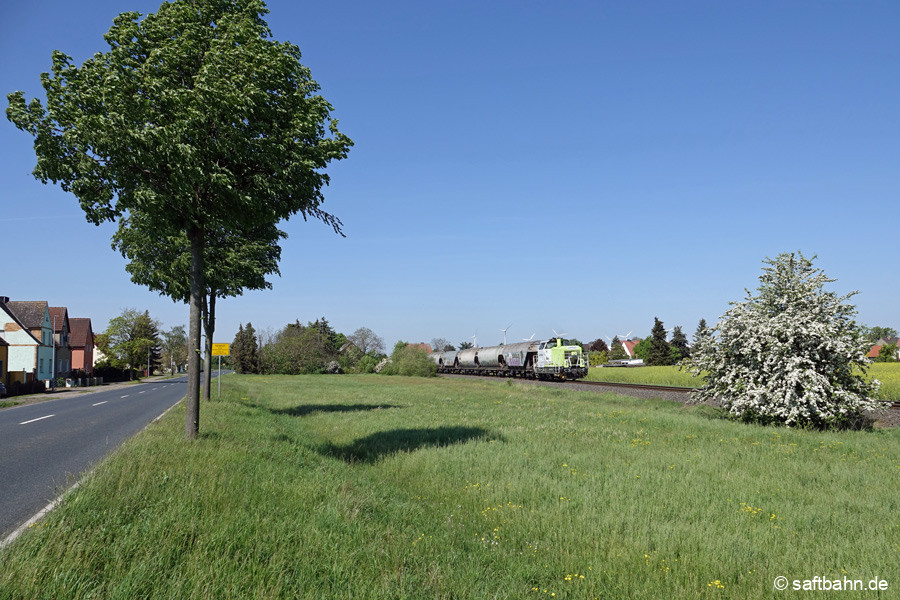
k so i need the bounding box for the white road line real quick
[92,401,108,406]
[139,391,145,394]
[20,414,55,425]
[121,395,129,398]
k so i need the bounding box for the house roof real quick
[408,343,433,353]
[49,307,70,332]
[0,301,43,345]
[6,301,48,329]
[622,339,639,358]
[867,345,883,359]
[70,318,94,347]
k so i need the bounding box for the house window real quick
[40,358,45,374]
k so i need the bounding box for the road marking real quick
[20,414,55,425]
[139,391,145,394]
[92,401,108,406]
[121,395,129,398]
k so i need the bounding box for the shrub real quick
[380,342,436,377]
[687,252,884,428]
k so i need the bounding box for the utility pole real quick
[51,315,57,389]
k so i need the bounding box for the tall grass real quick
[586,365,703,387]
[1,374,898,599]
[588,363,900,401]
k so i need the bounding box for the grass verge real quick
[1,374,898,599]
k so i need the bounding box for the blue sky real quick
[1,0,897,349]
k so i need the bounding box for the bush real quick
[687,252,884,428]
[380,342,436,377]
[588,351,608,366]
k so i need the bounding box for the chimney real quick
[0,297,8,304]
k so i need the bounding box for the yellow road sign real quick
[211,343,230,356]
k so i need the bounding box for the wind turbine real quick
[499,324,512,345]
[522,333,536,341]
[617,330,632,340]
[552,328,568,343]
[470,329,478,348]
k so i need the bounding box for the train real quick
[429,338,589,381]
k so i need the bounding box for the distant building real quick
[0,298,52,383]
[407,343,433,353]
[70,318,95,375]
[49,306,72,378]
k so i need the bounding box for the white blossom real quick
[687,252,885,427]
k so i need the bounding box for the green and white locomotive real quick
[430,337,588,381]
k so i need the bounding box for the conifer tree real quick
[607,336,628,361]
[647,318,673,366]
[670,326,690,360]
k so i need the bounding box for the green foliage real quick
[7,0,353,438]
[647,317,673,366]
[231,322,260,374]
[588,350,608,366]
[607,336,628,361]
[101,308,161,378]
[160,325,188,374]
[669,326,690,359]
[2,375,897,599]
[632,338,651,361]
[862,325,898,343]
[876,344,898,363]
[458,341,473,350]
[259,318,342,374]
[380,342,437,377]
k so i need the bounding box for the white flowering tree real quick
[687,252,884,427]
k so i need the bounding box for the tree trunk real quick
[186,225,205,440]
[203,291,216,401]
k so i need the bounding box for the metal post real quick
[218,355,221,399]
[51,315,56,389]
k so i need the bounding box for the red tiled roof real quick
[408,343,433,353]
[69,318,94,347]
[867,345,883,359]
[49,307,69,332]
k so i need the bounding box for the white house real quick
[0,298,53,383]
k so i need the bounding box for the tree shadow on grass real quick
[319,426,502,464]
[264,403,399,417]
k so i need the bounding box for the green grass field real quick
[1,374,898,599]
[587,362,900,401]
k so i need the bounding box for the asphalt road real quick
[0,377,188,539]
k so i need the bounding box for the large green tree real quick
[112,210,286,400]
[101,309,161,379]
[7,0,352,438]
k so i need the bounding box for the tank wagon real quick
[429,338,588,381]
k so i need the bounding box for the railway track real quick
[574,380,697,394]
[445,374,900,411]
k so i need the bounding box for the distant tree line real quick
[231,319,386,375]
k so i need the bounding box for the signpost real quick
[211,343,230,398]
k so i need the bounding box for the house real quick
[408,343,433,353]
[622,338,640,359]
[69,318,95,375]
[49,306,72,378]
[869,337,900,361]
[0,298,51,383]
[0,337,8,386]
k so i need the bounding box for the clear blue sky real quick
[1,0,897,349]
